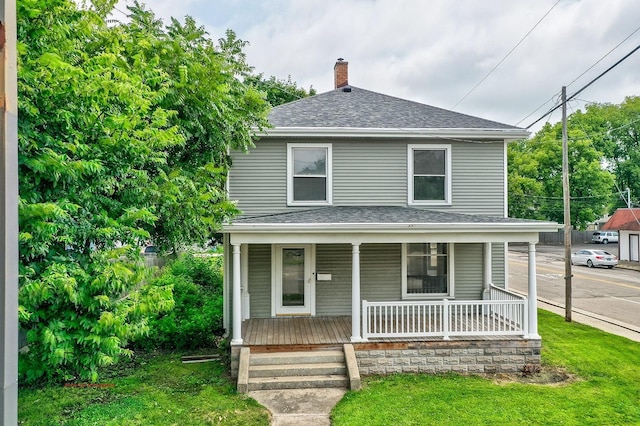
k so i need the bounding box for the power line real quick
[525,43,640,129]
[515,93,561,127]
[516,23,640,127]
[566,24,640,89]
[451,0,561,110]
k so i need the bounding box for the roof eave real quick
[223,221,560,234]
[257,127,530,141]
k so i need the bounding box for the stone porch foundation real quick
[352,339,541,375]
[231,338,541,379]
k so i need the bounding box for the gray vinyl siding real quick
[315,244,352,315]
[315,243,403,315]
[451,142,505,216]
[244,242,490,318]
[230,141,288,216]
[361,243,402,302]
[332,141,406,205]
[248,244,271,318]
[491,243,506,288]
[229,138,506,217]
[454,244,484,300]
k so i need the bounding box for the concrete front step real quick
[250,362,347,378]
[238,345,361,393]
[246,349,348,391]
[249,350,345,366]
[247,374,349,391]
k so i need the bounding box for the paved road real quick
[508,243,640,341]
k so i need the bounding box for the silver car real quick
[571,249,618,269]
[591,231,618,244]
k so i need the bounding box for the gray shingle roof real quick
[233,206,543,225]
[268,86,520,130]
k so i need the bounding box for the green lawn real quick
[18,354,270,425]
[18,310,640,425]
[332,310,640,425]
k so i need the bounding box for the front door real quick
[274,245,314,316]
[630,234,639,262]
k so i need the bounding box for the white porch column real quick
[231,243,243,345]
[483,242,492,299]
[351,243,362,342]
[241,244,250,320]
[222,234,230,335]
[527,242,541,339]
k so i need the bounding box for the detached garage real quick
[601,208,640,263]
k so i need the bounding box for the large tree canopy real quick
[568,96,640,210]
[509,97,640,228]
[245,73,316,107]
[18,0,269,383]
[508,122,615,229]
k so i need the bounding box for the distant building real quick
[602,208,640,262]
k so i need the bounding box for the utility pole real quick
[626,187,631,208]
[562,86,572,322]
[1,0,19,423]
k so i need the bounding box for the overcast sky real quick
[115,0,640,132]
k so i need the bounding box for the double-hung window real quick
[402,243,452,298]
[408,144,451,205]
[287,143,332,205]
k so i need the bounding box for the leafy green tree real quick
[569,96,640,209]
[508,122,614,229]
[245,73,316,107]
[18,0,269,383]
[122,3,270,251]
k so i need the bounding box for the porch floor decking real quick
[242,316,352,346]
[241,316,523,346]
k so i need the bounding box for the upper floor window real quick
[408,144,451,205]
[287,143,332,205]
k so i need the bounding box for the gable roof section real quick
[265,86,529,140]
[601,208,640,231]
[226,206,557,232]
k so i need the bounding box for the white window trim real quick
[401,243,454,299]
[287,143,332,206]
[407,144,452,206]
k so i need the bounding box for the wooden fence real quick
[538,230,594,245]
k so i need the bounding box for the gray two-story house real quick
[223,60,558,391]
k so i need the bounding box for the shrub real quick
[19,249,175,384]
[134,254,224,351]
[170,253,223,290]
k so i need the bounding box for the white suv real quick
[591,231,618,244]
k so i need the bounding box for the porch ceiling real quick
[224,206,559,244]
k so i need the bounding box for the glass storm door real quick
[275,245,312,315]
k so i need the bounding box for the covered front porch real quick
[242,284,528,347]
[223,207,559,346]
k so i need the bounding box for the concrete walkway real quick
[249,388,346,426]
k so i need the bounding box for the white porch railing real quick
[362,293,528,340]
[489,284,525,302]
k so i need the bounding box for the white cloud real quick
[120,0,640,131]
